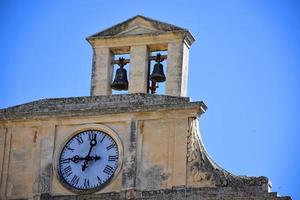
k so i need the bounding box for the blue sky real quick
[0,0,299,199]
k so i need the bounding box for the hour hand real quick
[81,155,101,171]
[82,134,98,171]
[84,155,101,162]
[90,155,101,161]
[62,155,85,163]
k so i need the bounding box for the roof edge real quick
[86,15,193,39]
[0,94,207,121]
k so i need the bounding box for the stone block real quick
[129,45,148,94]
[91,47,113,96]
[166,42,190,97]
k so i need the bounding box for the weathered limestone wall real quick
[0,94,290,200]
[3,120,58,199]
[136,118,188,190]
[0,108,196,199]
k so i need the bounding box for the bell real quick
[150,54,166,82]
[111,58,129,90]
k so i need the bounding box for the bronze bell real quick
[150,53,166,82]
[111,58,129,90]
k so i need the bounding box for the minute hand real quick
[82,134,97,171]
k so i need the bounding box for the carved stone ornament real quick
[187,118,270,189]
[187,118,214,183]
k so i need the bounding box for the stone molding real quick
[37,186,291,200]
[0,94,206,121]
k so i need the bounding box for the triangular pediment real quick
[87,15,187,38]
[116,25,158,36]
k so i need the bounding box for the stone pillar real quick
[129,45,149,94]
[0,128,11,199]
[90,47,113,96]
[172,118,188,186]
[166,42,190,97]
[122,121,138,189]
[37,126,56,195]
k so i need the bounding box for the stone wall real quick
[0,94,205,199]
[0,94,291,199]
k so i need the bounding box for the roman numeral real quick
[89,133,97,141]
[97,176,102,184]
[100,135,106,143]
[76,136,84,144]
[106,143,116,150]
[84,178,90,188]
[70,175,79,186]
[65,145,74,152]
[61,159,70,164]
[108,155,118,162]
[103,165,114,175]
[63,166,72,177]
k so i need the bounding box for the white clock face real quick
[57,130,120,193]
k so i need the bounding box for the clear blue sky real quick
[0,0,299,199]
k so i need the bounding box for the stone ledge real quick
[37,186,291,200]
[0,94,207,121]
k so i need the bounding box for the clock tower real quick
[0,15,291,200]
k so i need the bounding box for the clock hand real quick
[82,134,97,171]
[62,155,85,163]
[90,155,101,161]
[80,155,101,162]
[82,155,101,171]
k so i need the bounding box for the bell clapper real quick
[149,80,159,94]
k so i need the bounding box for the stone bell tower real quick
[0,15,291,200]
[87,15,194,97]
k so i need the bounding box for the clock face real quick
[57,130,121,193]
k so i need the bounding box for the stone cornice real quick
[0,94,207,121]
[87,30,195,49]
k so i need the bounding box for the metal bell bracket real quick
[110,54,167,65]
[111,57,130,65]
[155,53,164,63]
[148,54,167,61]
[117,57,126,68]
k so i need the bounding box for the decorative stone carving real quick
[187,118,214,183]
[187,118,271,190]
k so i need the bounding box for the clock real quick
[55,126,123,194]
